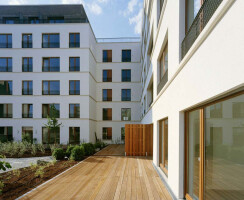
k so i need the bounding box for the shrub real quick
[70,145,85,161]
[31,144,37,156]
[52,148,65,160]
[82,143,95,156]
[94,141,102,149]
[0,181,4,195]
[66,145,74,158]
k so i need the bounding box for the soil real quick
[0,160,79,200]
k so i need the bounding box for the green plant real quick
[37,144,45,154]
[0,155,11,171]
[52,148,65,160]
[31,144,37,156]
[50,144,60,153]
[70,145,85,161]
[82,143,95,156]
[0,181,4,195]
[35,166,45,178]
[13,169,21,177]
[30,162,38,170]
[22,133,32,143]
[94,141,102,149]
[66,145,74,158]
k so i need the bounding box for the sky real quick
[0,0,143,38]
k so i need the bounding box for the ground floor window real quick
[0,126,13,142]
[159,118,168,175]
[42,127,60,144]
[69,127,80,144]
[185,92,244,200]
[121,127,125,141]
[103,127,112,140]
[22,127,33,143]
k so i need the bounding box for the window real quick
[0,104,12,118]
[22,34,32,48]
[121,127,125,141]
[22,127,33,143]
[42,127,60,144]
[121,89,131,101]
[4,17,18,24]
[122,50,131,62]
[22,81,33,95]
[103,89,112,101]
[69,33,80,48]
[48,17,64,23]
[185,92,244,200]
[103,50,112,62]
[210,102,222,118]
[0,81,12,95]
[0,127,13,142]
[186,0,202,32]
[159,118,168,175]
[42,104,60,118]
[29,17,40,24]
[42,81,60,95]
[122,69,131,82]
[69,57,80,71]
[103,108,112,120]
[103,127,112,140]
[42,34,60,48]
[103,70,112,82]
[22,57,33,72]
[69,127,80,144]
[121,108,131,121]
[69,80,80,95]
[69,104,80,118]
[0,34,12,48]
[22,104,33,118]
[0,58,12,72]
[160,43,168,80]
[232,102,244,118]
[42,58,60,72]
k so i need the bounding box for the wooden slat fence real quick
[125,124,153,156]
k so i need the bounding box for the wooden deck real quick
[95,144,125,156]
[20,145,172,200]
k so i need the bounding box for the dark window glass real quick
[42,127,60,144]
[0,58,12,72]
[69,104,80,118]
[121,89,131,101]
[122,50,131,62]
[103,50,112,62]
[4,17,18,24]
[43,58,60,72]
[103,89,112,101]
[42,104,60,118]
[122,69,131,82]
[69,127,80,144]
[103,70,112,82]
[22,34,32,48]
[22,127,33,143]
[48,17,64,23]
[0,127,13,142]
[42,34,60,48]
[22,104,33,118]
[0,34,12,48]
[0,104,12,118]
[29,17,40,24]
[22,81,33,95]
[121,108,131,121]
[69,57,80,71]
[103,108,112,120]
[22,57,33,72]
[121,127,125,141]
[69,80,80,95]
[69,33,80,48]
[42,81,60,95]
[0,81,12,95]
[103,127,112,140]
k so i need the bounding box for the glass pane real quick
[164,119,168,169]
[43,81,48,94]
[50,81,60,95]
[204,94,244,200]
[42,127,49,144]
[187,109,200,199]
[0,58,7,72]
[50,58,60,71]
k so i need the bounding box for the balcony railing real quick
[0,66,12,72]
[0,18,89,24]
[157,70,168,95]
[22,114,33,118]
[103,97,112,101]
[69,90,80,95]
[42,90,60,95]
[0,43,12,48]
[69,114,80,118]
[69,42,80,48]
[103,77,112,82]
[0,114,12,118]
[22,42,32,48]
[22,89,33,95]
[42,42,60,48]
[69,66,80,72]
[122,97,131,101]
[42,66,60,72]
[181,0,223,59]
[22,65,33,72]
[122,77,131,82]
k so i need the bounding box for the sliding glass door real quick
[185,92,244,200]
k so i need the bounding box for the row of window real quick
[0,126,125,144]
[0,104,132,121]
[0,81,132,99]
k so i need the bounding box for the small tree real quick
[44,105,62,144]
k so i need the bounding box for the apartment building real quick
[141,0,244,199]
[0,5,141,145]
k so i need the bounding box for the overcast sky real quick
[0,0,143,38]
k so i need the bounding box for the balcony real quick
[0,43,12,48]
[42,90,60,95]
[157,70,168,95]
[69,90,80,95]
[181,0,223,59]
[22,114,33,118]
[42,42,60,48]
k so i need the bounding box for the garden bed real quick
[0,160,78,200]
[3,149,52,158]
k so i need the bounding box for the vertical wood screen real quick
[125,124,153,156]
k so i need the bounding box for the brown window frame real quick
[102,127,112,140]
[102,89,112,101]
[103,69,112,82]
[69,80,80,95]
[0,80,12,95]
[42,57,60,72]
[22,33,32,48]
[42,127,60,144]
[159,118,168,175]
[22,80,33,95]
[0,57,12,72]
[69,127,80,144]
[0,104,12,118]
[0,34,12,48]
[42,104,60,118]
[69,57,80,71]
[42,80,60,95]
[22,104,33,118]
[69,33,80,48]
[69,104,80,118]
[103,108,112,121]
[103,50,112,62]
[159,43,168,81]
[22,57,33,72]
[42,33,60,48]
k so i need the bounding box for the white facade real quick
[141,0,244,199]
